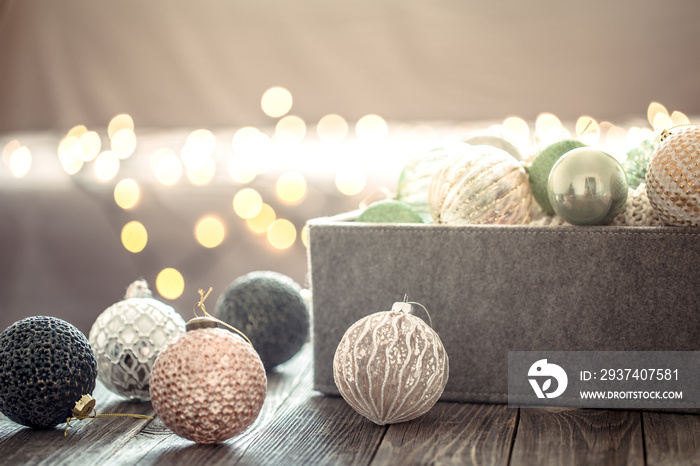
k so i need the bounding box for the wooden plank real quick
[643,411,700,465]
[370,402,517,466]
[510,408,644,466]
[102,342,314,465]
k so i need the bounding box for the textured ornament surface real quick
[356,200,423,224]
[428,145,532,224]
[0,316,97,428]
[529,139,587,214]
[89,296,186,400]
[333,310,449,425]
[547,147,628,225]
[149,328,267,443]
[645,126,700,226]
[215,271,309,371]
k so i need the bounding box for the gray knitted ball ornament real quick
[214,271,309,371]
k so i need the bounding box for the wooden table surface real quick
[1,344,699,466]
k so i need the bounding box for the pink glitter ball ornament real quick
[149,317,267,444]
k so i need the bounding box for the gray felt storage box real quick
[307,211,700,403]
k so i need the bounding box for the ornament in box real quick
[463,129,523,161]
[0,316,97,428]
[215,271,309,371]
[333,300,449,425]
[547,147,628,225]
[528,139,587,214]
[623,131,661,189]
[89,279,186,400]
[149,311,267,444]
[428,144,532,224]
[645,125,700,226]
[356,199,423,224]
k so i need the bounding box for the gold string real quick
[64,408,153,436]
[660,123,699,141]
[193,287,254,347]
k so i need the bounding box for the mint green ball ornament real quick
[529,139,587,214]
[356,200,424,224]
[547,147,628,225]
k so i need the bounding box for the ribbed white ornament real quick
[428,145,531,224]
[646,125,700,226]
[333,302,449,425]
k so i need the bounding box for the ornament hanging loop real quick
[192,287,254,348]
[660,123,700,142]
[392,295,434,328]
[64,394,153,436]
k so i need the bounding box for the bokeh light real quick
[9,146,31,178]
[267,219,297,250]
[246,203,276,234]
[276,171,307,204]
[356,114,388,142]
[114,178,140,210]
[317,114,349,143]
[195,215,225,248]
[58,137,84,175]
[301,225,309,248]
[94,151,120,181]
[186,157,216,186]
[647,102,668,128]
[233,188,263,219]
[108,113,135,140]
[228,155,257,184]
[575,116,601,146]
[261,87,293,118]
[111,129,137,159]
[275,115,306,145]
[535,113,566,145]
[156,268,185,300]
[671,110,690,125]
[152,148,183,186]
[335,167,366,196]
[121,220,148,253]
[67,125,88,139]
[79,131,101,162]
[652,113,674,132]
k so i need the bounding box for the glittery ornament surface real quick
[0,316,97,428]
[428,145,531,225]
[89,285,186,400]
[149,327,267,444]
[215,271,309,371]
[333,308,449,425]
[624,131,661,189]
[646,125,700,226]
[356,200,423,223]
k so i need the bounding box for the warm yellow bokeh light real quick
[575,116,601,145]
[195,215,225,248]
[95,151,120,181]
[186,157,216,186]
[267,219,297,250]
[2,139,22,163]
[66,125,88,139]
[156,268,185,300]
[671,110,690,125]
[233,188,263,219]
[111,129,137,159]
[153,149,183,186]
[301,225,309,248]
[114,178,140,210]
[276,171,307,204]
[246,203,276,234]
[647,102,669,127]
[317,114,349,143]
[335,168,366,196]
[652,113,674,132]
[535,113,565,144]
[121,220,148,253]
[58,137,84,175]
[228,155,257,184]
[261,87,293,118]
[503,116,530,142]
[356,114,388,142]
[181,129,216,170]
[79,131,101,162]
[275,115,306,145]
[108,114,135,140]
[9,146,31,178]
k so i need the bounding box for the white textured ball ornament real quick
[646,125,700,226]
[428,145,531,224]
[333,302,449,425]
[149,317,267,444]
[89,280,186,400]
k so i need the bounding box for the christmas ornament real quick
[0,316,97,428]
[645,125,700,226]
[356,200,423,224]
[215,271,309,371]
[333,299,449,425]
[623,131,661,189]
[89,279,186,401]
[150,289,267,444]
[396,143,469,221]
[463,130,523,161]
[547,147,628,225]
[428,145,532,224]
[528,139,587,214]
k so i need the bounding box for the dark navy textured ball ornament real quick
[0,316,97,428]
[215,271,309,371]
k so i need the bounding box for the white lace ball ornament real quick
[89,280,186,400]
[428,145,532,224]
[646,125,700,226]
[333,302,449,425]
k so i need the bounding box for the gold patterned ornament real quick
[333,300,449,425]
[646,125,700,226]
[428,145,532,224]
